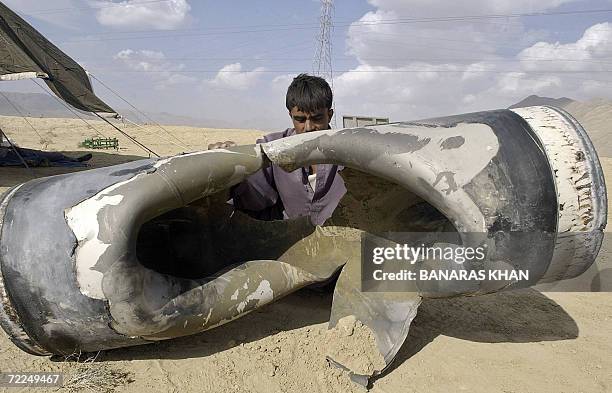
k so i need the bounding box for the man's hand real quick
[207,140,237,150]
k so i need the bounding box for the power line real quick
[75,39,315,64]
[79,55,612,66]
[83,67,612,85]
[88,73,189,149]
[30,79,109,139]
[51,8,612,37]
[63,17,526,45]
[59,25,324,44]
[56,8,612,44]
[349,30,609,52]
[88,69,612,74]
[346,8,612,25]
[22,0,173,16]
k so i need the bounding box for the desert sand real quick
[0,109,611,393]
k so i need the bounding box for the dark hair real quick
[285,73,333,112]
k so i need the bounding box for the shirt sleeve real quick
[228,132,288,219]
[230,166,279,212]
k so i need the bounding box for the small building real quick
[342,115,389,128]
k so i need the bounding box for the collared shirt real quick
[230,128,347,225]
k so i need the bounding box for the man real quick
[209,74,346,225]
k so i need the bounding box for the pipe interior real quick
[136,168,456,279]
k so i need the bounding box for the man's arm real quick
[229,165,286,220]
[209,133,286,220]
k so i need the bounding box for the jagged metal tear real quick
[0,106,607,386]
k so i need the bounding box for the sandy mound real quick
[324,316,386,376]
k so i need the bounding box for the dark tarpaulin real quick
[0,146,92,167]
[0,1,115,114]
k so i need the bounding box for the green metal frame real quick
[82,137,119,150]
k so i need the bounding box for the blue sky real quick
[2,0,612,130]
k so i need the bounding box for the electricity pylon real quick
[313,0,336,127]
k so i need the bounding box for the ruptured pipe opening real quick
[136,204,226,279]
[135,168,455,281]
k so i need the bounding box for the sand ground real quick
[0,115,611,393]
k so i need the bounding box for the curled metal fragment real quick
[0,106,606,385]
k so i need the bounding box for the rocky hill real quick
[0,91,232,128]
[509,95,574,109]
[563,99,612,158]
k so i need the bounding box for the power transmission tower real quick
[313,0,337,127]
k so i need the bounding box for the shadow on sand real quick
[0,150,147,190]
[88,289,335,362]
[376,288,578,381]
[90,288,577,368]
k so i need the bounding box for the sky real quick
[2,0,612,130]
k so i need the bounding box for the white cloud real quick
[518,23,612,71]
[346,0,577,67]
[115,49,165,69]
[334,63,493,119]
[366,0,573,16]
[94,0,191,30]
[205,63,265,91]
[272,74,294,89]
[333,0,612,121]
[114,49,195,88]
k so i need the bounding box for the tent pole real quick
[0,126,30,169]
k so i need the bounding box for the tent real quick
[0,1,115,114]
[0,1,160,166]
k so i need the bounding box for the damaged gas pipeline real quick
[0,106,606,384]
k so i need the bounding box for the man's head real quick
[286,73,333,134]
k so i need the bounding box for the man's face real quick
[289,106,333,134]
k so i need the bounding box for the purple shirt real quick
[230,128,346,225]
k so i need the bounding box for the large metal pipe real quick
[0,107,606,380]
